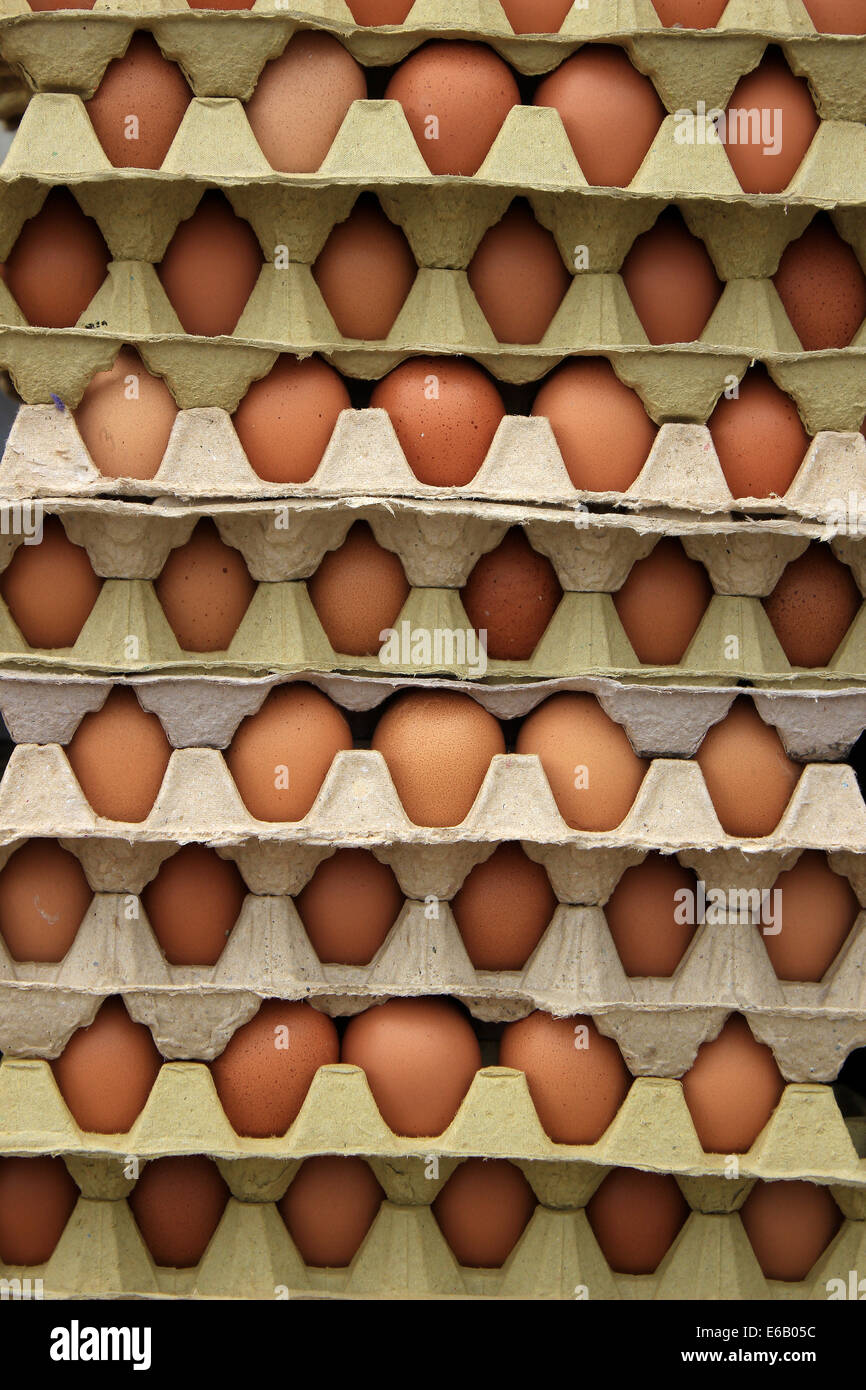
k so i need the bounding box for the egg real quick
[66,688,172,823]
[246,32,366,174]
[233,356,351,484]
[532,359,658,493]
[499,1011,631,1144]
[295,848,403,966]
[622,208,722,345]
[226,684,353,822]
[158,192,263,337]
[650,0,729,23]
[342,997,481,1137]
[0,518,101,650]
[28,0,95,8]
[723,50,819,195]
[313,196,417,340]
[451,842,557,971]
[308,521,410,656]
[0,839,92,963]
[278,1156,384,1267]
[0,1158,78,1266]
[695,699,801,837]
[369,356,506,486]
[516,693,648,831]
[763,544,860,668]
[141,845,247,967]
[385,42,519,176]
[535,46,665,188]
[52,997,162,1134]
[604,854,698,977]
[500,0,575,32]
[187,0,254,9]
[773,215,866,350]
[708,368,810,500]
[681,1014,785,1153]
[155,519,256,654]
[432,1159,536,1268]
[75,346,179,481]
[211,999,339,1137]
[764,851,859,983]
[345,0,413,20]
[462,528,562,661]
[371,690,505,827]
[587,1168,689,1274]
[802,0,866,34]
[129,1157,229,1268]
[4,189,109,329]
[468,202,571,344]
[85,32,191,170]
[740,1181,842,1281]
[613,538,713,666]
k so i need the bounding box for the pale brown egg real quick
[295,847,403,966]
[708,368,810,500]
[622,208,722,345]
[155,519,256,653]
[247,32,366,173]
[85,32,191,169]
[499,1011,631,1144]
[141,845,247,967]
[129,1157,229,1268]
[468,202,571,344]
[0,839,92,963]
[233,356,351,485]
[211,999,339,1137]
[0,1158,78,1265]
[0,517,101,649]
[723,51,819,195]
[500,0,574,32]
[345,0,413,20]
[313,196,416,340]
[52,997,162,1134]
[371,690,505,827]
[341,997,481,1137]
[66,688,172,823]
[451,842,557,971]
[773,215,866,350]
[308,521,410,656]
[650,0,729,24]
[278,1156,384,1267]
[802,0,866,34]
[432,1159,536,1268]
[587,1168,689,1274]
[681,1014,785,1153]
[532,359,658,493]
[369,356,506,486]
[75,346,179,481]
[461,528,562,661]
[614,538,713,666]
[764,851,859,983]
[4,189,109,328]
[226,684,353,822]
[740,1180,842,1281]
[763,544,860,669]
[605,854,698,978]
[695,699,801,837]
[158,192,262,337]
[516,693,648,831]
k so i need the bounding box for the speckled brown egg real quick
[226,684,353,822]
[0,517,101,649]
[278,1156,384,1267]
[500,0,575,32]
[499,1011,631,1144]
[295,848,403,966]
[308,521,410,656]
[468,202,571,344]
[708,368,811,500]
[462,528,562,661]
[345,0,413,20]
[158,192,262,337]
[773,215,866,350]
[451,842,557,971]
[532,359,658,493]
[247,32,366,173]
[75,345,179,481]
[681,1014,785,1153]
[233,356,351,485]
[142,845,247,967]
[0,1157,78,1265]
[0,839,92,963]
[66,688,172,823]
[605,854,698,978]
[4,189,109,328]
[313,196,417,340]
[695,699,801,837]
[432,1159,536,1268]
[621,208,722,344]
[52,997,162,1134]
[85,33,191,169]
[211,999,339,1137]
[802,0,866,34]
[763,544,861,668]
[155,519,256,653]
[130,1157,229,1268]
[723,50,819,194]
[764,851,859,983]
[650,0,729,24]
[614,538,713,665]
[740,1181,842,1281]
[587,1168,689,1274]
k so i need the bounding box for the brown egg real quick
[211,999,339,1137]
[723,50,819,195]
[295,848,403,966]
[385,42,519,176]
[308,521,410,656]
[28,0,95,8]
[155,519,256,654]
[66,688,172,823]
[650,0,729,23]
[129,1157,229,1268]
[740,1181,842,1281]
[0,839,92,963]
[535,46,665,188]
[499,1011,631,1144]
[313,196,416,340]
[622,208,722,345]
[532,359,658,493]
[0,1158,78,1265]
[141,845,247,967]
[587,1168,689,1274]
[461,528,562,661]
[0,518,101,649]
[682,1014,785,1153]
[52,997,162,1134]
[451,842,557,971]
[500,0,575,32]
[605,854,698,978]
[696,699,801,837]
[187,0,253,9]
[371,690,505,827]
[85,33,191,170]
[4,189,109,329]
[708,368,810,500]
[247,32,366,174]
[226,684,353,822]
[370,357,506,486]
[233,356,351,485]
[432,1159,536,1268]
[468,202,571,344]
[342,997,481,1137]
[763,544,860,668]
[614,538,713,666]
[345,0,412,20]
[75,346,178,481]
[764,851,859,983]
[802,0,866,34]
[516,693,648,832]
[279,1156,384,1267]
[158,192,262,337]
[773,215,866,350]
